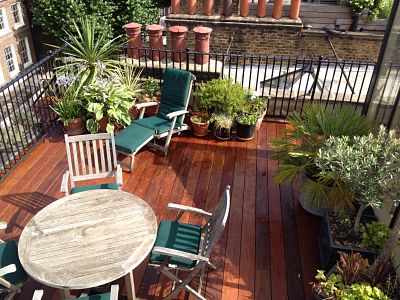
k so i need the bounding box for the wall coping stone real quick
[301,29,384,40]
[166,14,303,28]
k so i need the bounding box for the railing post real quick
[186,47,190,71]
[310,56,323,101]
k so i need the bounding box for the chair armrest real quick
[152,246,209,263]
[167,203,212,218]
[166,110,189,120]
[136,102,159,109]
[0,221,7,230]
[60,171,69,195]
[116,165,123,186]
[32,290,44,300]
[110,284,119,300]
[0,264,16,277]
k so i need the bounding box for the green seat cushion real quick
[114,123,155,154]
[150,221,201,268]
[70,183,119,194]
[0,241,27,291]
[157,68,192,124]
[65,292,110,300]
[131,116,175,134]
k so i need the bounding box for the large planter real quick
[299,191,327,217]
[34,96,57,130]
[213,127,232,140]
[318,211,379,270]
[256,109,267,130]
[64,118,86,136]
[98,117,109,133]
[145,104,159,117]
[190,116,209,137]
[236,123,256,141]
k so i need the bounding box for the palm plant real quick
[113,64,143,101]
[57,17,125,88]
[271,103,377,209]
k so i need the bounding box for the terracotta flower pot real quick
[64,117,86,136]
[190,116,209,137]
[99,116,109,133]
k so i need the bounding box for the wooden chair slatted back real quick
[64,133,118,187]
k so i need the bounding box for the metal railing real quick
[0,47,64,180]
[122,47,378,117]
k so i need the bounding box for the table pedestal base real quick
[125,271,136,300]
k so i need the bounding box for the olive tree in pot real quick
[271,103,377,216]
[236,114,258,141]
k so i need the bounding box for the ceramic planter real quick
[213,127,232,140]
[64,117,86,136]
[318,211,379,270]
[190,116,209,137]
[98,116,109,133]
[236,123,256,141]
[256,109,267,130]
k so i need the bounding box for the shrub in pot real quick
[243,96,268,130]
[190,115,210,137]
[236,114,258,141]
[211,113,233,140]
[137,76,161,117]
[271,103,377,215]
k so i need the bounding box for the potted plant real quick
[190,115,210,137]
[211,113,234,140]
[236,114,258,141]
[138,77,161,116]
[271,103,377,216]
[50,84,85,135]
[316,126,400,268]
[244,96,268,130]
[83,79,134,133]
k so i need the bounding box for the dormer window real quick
[10,3,23,28]
[0,8,9,36]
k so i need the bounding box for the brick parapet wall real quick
[165,15,383,61]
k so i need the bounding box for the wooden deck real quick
[0,120,320,300]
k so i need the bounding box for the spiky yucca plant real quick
[271,103,377,209]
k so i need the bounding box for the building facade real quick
[0,0,35,85]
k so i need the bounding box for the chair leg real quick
[207,262,217,270]
[130,155,135,173]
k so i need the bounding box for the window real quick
[0,8,9,35]
[18,37,31,67]
[10,3,23,28]
[4,46,18,77]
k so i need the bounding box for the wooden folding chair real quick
[32,284,119,300]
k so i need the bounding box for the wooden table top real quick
[18,189,157,290]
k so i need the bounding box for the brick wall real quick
[165,15,383,62]
[0,0,36,83]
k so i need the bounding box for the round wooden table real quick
[18,189,157,300]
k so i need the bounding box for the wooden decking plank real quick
[255,122,271,300]
[221,139,247,300]
[238,133,257,299]
[267,121,288,300]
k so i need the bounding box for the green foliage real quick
[32,0,160,39]
[83,80,134,133]
[191,115,210,124]
[271,103,377,208]
[50,84,83,126]
[114,64,143,101]
[340,283,390,299]
[211,113,233,129]
[237,114,258,125]
[56,18,124,88]
[195,79,247,116]
[243,96,268,116]
[348,0,375,12]
[366,0,393,21]
[316,126,400,210]
[142,77,161,99]
[361,221,392,250]
[332,209,353,241]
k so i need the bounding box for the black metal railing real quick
[122,47,378,117]
[0,46,64,180]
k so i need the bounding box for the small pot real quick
[129,106,140,120]
[236,123,256,141]
[64,117,86,136]
[190,116,209,137]
[145,104,159,117]
[213,126,232,140]
[98,116,109,133]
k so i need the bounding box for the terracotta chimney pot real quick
[257,0,267,17]
[289,0,301,19]
[223,0,232,16]
[169,26,188,62]
[123,22,143,59]
[171,0,180,14]
[147,24,165,61]
[272,0,284,19]
[187,0,197,14]
[204,0,214,16]
[240,0,249,17]
[193,26,212,64]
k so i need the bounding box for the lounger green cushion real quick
[157,68,192,124]
[0,241,27,291]
[70,183,119,194]
[114,123,155,154]
[132,116,177,134]
[65,292,110,300]
[150,221,201,268]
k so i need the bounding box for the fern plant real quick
[271,103,377,208]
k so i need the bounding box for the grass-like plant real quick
[113,64,143,101]
[236,114,258,125]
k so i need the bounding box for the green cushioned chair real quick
[116,68,196,173]
[148,186,231,300]
[0,222,28,300]
[32,284,119,300]
[61,133,123,196]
